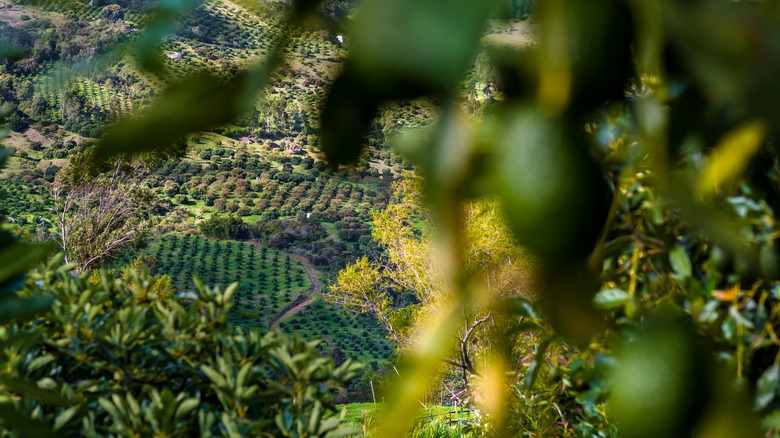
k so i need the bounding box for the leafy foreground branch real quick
[0,258,362,437]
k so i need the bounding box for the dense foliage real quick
[199,214,249,240]
[0,258,362,436]
[329,177,534,390]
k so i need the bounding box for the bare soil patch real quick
[0,130,28,149]
[0,3,61,27]
[23,127,53,146]
[37,159,67,170]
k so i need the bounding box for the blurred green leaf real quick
[537,263,605,342]
[53,405,80,432]
[697,120,767,196]
[0,44,24,62]
[495,105,607,264]
[0,377,72,407]
[319,71,379,165]
[98,74,245,157]
[756,365,780,410]
[611,319,710,438]
[593,288,631,310]
[536,0,633,112]
[669,246,692,279]
[0,243,52,294]
[174,397,199,421]
[663,0,780,130]
[0,328,43,351]
[759,244,780,281]
[26,355,56,374]
[349,0,500,93]
[0,295,53,324]
[0,404,53,437]
[762,409,780,430]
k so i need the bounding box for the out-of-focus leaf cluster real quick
[0,262,361,437]
[312,0,780,436]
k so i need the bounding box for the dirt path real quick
[284,252,323,295]
[270,295,315,328]
[255,247,323,328]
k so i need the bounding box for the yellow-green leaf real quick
[697,120,767,196]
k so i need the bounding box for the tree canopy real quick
[328,177,534,388]
[0,259,361,436]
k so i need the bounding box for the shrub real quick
[7,113,28,132]
[0,264,362,436]
[199,214,248,240]
[99,4,124,22]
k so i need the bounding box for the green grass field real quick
[332,403,473,436]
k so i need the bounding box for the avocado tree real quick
[0,261,362,437]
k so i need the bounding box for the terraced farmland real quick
[144,233,309,327]
[34,0,146,22]
[278,298,395,365]
[142,233,394,363]
[32,65,140,118]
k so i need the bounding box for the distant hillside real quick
[0,0,527,394]
[0,0,420,390]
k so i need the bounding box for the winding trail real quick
[267,250,323,328]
